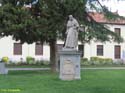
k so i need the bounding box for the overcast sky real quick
[100,0,125,16]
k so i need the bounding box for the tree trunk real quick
[49,40,58,72]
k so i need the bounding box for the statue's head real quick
[69,15,73,21]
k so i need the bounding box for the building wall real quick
[84,24,125,60]
[0,24,125,61]
[0,36,50,62]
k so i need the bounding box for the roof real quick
[89,12,125,25]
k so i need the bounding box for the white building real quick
[0,12,125,62]
[0,36,50,62]
[84,12,125,60]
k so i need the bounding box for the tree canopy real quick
[0,0,123,44]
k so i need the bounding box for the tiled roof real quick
[89,12,125,25]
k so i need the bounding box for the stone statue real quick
[64,15,80,49]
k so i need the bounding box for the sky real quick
[100,0,125,16]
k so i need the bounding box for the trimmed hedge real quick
[81,57,113,65]
[81,58,90,66]
[90,57,113,65]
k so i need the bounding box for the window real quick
[114,45,121,59]
[114,28,121,36]
[35,43,43,55]
[97,45,103,56]
[14,43,22,55]
[78,45,84,57]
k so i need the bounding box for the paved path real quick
[7,67,125,71]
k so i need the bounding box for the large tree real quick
[0,0,123,72]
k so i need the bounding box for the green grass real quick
[6,64,125,68]
[6,64,49,68]
[82,64,125,68]
[1,70,125,93]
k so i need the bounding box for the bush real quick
[90,57,98,62]
[43,61,50,65]
[35,60,46,65]
[113,59,124,65]
[26,56,35,65]
[81,58,90,66]
[2,57,9,63]
[90,57,100,65]
[98,58,105,64]
[81,58,88,62]
[90,57,113,65]
[104,58,113,65]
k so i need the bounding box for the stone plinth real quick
[59,50,81,80]
[0,63,8,74]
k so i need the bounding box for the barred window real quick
[14,43,22,55]
[97,45,103,56]
[114,45,121,59]
[115,28,121,36]
[35,43,43,55]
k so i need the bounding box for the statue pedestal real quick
[0,63,8,74]
[59,50,81,80]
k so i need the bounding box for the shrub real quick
[104,58,113,65]
[113,59,124,65]
[81,58,90,66]
[81,58,88,62]
[98,58,106,64]
[35,60,50,66]
[43,61,50,65]
[35,60,44,65]
[26,56,35,65]
[2,57,9,63]
[90,57,100,65]
[90,57,113,65]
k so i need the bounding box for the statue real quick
[64,15,80,49]
[59,15,82,80]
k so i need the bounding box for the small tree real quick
[0,0,123,72]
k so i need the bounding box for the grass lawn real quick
[0,70,125,93]
[6,64,125,68]
[6,65,49,68]
[82,64,125,68]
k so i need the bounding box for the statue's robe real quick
[65,18,79,49]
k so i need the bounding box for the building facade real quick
[84,13,125,60]
[84,24,125,60]
[0,13,125,62]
